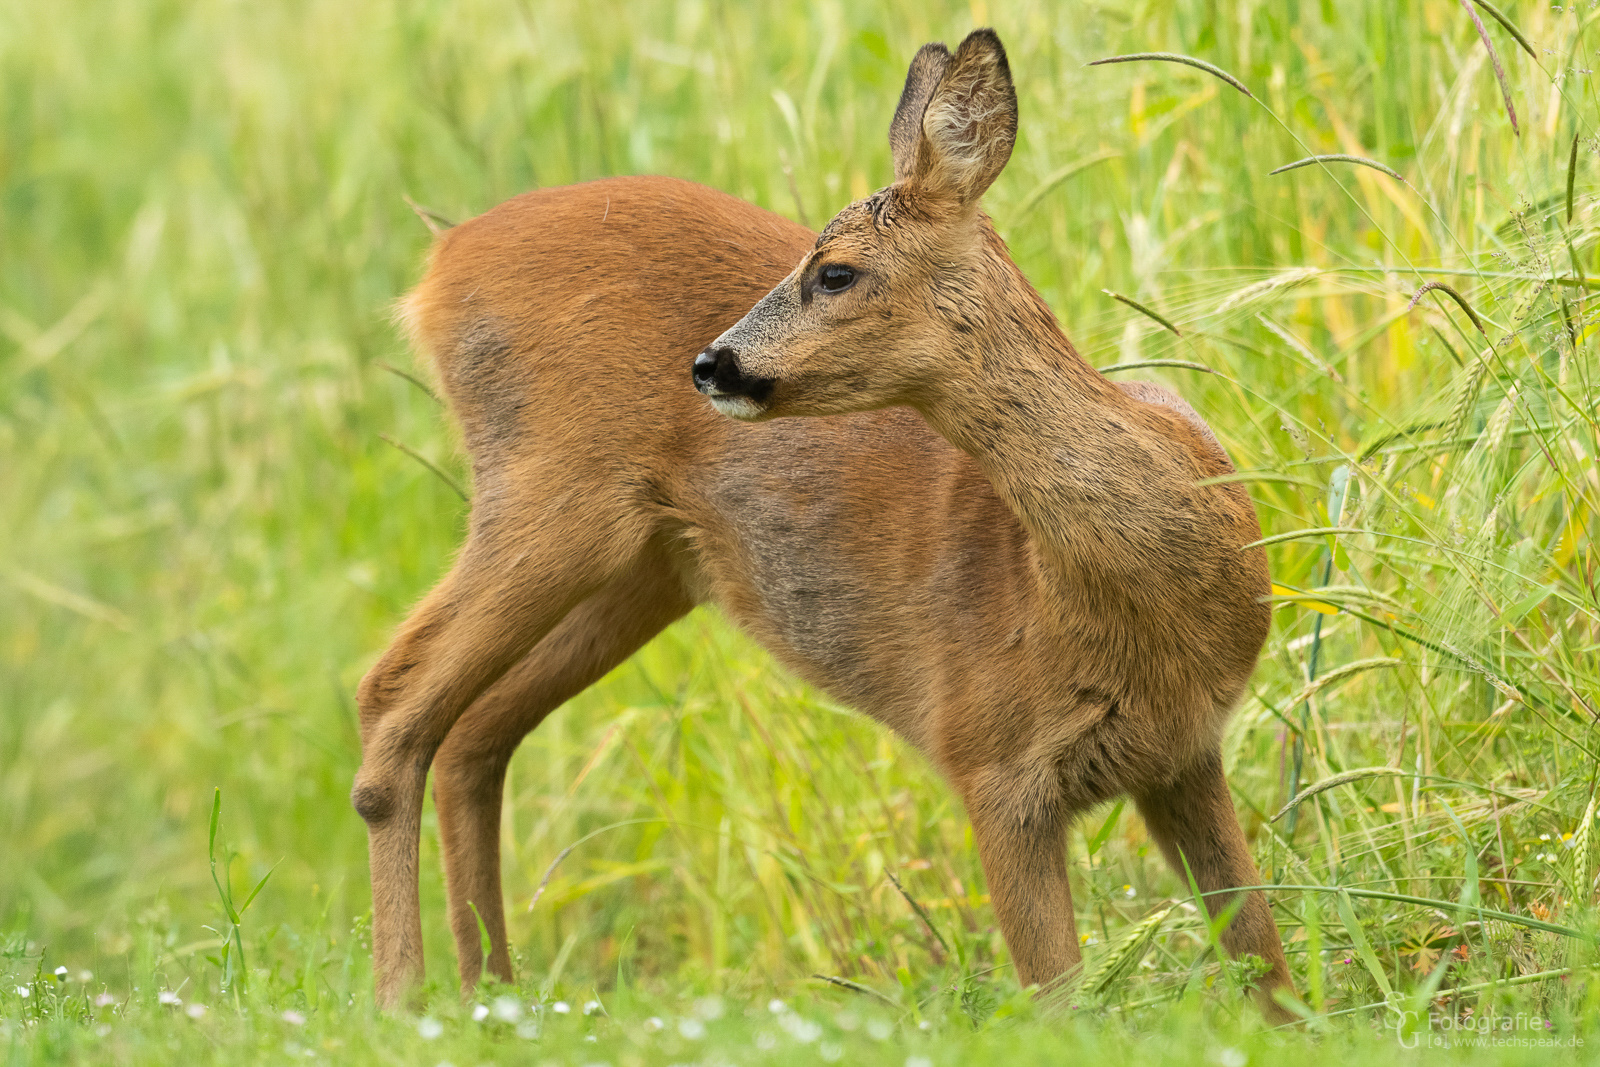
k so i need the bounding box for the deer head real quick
[692,29,1022,420]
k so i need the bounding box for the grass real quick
[2,0,1598,1062]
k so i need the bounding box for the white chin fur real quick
[709,395,766,421]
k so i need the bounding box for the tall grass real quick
[1,0,1597,1061]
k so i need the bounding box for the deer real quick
[353,27,1296,1022]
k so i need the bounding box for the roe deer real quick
[354,27,1294,1021]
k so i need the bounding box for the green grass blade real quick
[1100,289,1183,336]
[1333,889,1394,1001]
[1269,154,1406,184]
[237,859,280,916]
[1569,132,1580,225]
[1087,52,1253,98]
[1012,150,1120,219]
[378,433,468,501]
[1085,799,1125,857]
[1471,0,1537,60]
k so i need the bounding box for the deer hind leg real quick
[352,497,646,1010]
[1133,748,1296,1023]
[431,557,692,992]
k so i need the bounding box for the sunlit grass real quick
[2,0,1598,1062]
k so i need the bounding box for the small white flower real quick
[15,987,30,999]
[76,971,93,984]
[678,1017,707,1040]
[867,1018,893,1040]
[643,1016,664,1032]
[1122,884,1137,899]
[158,991,181,1006]
[491,996,522,1023]
[917,1019,931,1031]
[281,1010,305,1026]
[583,999,602,1015]
[53,967,68,981]
[1217,1049,1248,1067]
[767,997,787,1014]
[185,1003,207,1019]
[471,1004,490,1022]
[94,993,115,1008]
[1541,834,1552,841]
[552,1000,571,1014]
[417,1016,444,1040]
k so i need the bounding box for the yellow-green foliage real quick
[1,0,1597,1062]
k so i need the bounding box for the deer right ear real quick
[889,42,953,181]
[904,29,1018,208]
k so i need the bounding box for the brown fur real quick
[353,29,1295,1023]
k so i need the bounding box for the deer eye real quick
[818,264,856,293]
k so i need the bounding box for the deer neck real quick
[913,262,1207,599]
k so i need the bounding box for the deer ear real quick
[889,42,953,181]
[906,29,1017,206]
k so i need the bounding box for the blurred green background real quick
[2,0,1597,1061]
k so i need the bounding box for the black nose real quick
[692,346,774,401]
[692,347,723,391]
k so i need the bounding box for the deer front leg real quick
[964,781,1081,992]
[1134,747,1297,1024]
[431,562,691,992]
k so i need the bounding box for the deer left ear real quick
[907,29,1017,207]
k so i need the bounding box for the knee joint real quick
[350,778,396,826]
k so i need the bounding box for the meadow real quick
[2,0,1597,1062]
